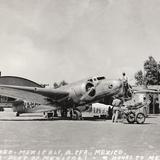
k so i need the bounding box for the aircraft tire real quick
[71,110,82,120]
[61,109,67,118]
[54,110,58,117]
[126,111,135,124]
[136,113,145,124]
[16,112,20,117]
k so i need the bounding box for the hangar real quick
[0,76,42,104]
[0,76,41,87]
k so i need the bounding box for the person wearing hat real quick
[122,72,128,83]
[112,96,122,123]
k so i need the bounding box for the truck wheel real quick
[126,111,135,124]
[136,113,145,124]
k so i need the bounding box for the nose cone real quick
[95,79,123,97]
[112,80,123,89]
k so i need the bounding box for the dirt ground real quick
[0,112,160,160]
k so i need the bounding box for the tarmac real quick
[0,111,160,160]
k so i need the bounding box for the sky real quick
[0,0,160,85]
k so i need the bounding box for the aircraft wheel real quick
[71,110,82,120]
[47,112,54,119]
[61,109,67,118]
[136,113,145,124]
[16,112,20,117]
[126,111,135,124]
[54,110,58,117]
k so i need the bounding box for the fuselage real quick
[12,76,124,114]
[56,77,123,106]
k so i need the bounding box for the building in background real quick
[0,75,42,109]
[132,85,160,114]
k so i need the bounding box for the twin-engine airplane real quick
[0,76,125,119]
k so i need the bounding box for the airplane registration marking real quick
[24,102,40,109]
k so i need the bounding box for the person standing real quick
[108,106,113,119]
[122,72,128,83]
[142,97,150,117]
[112,97,122,123]
[122,72,129,98]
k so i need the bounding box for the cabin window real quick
[108,84,113,89]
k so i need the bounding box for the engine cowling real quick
[12,99,26,113]
[70,81,96,104]
[12,99,39,113]
[80,83,96,102]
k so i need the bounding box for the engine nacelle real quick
[69,81,96,104]
[12,99,39,113]
[12,99,26,113]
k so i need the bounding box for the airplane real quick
[0,76,127,120]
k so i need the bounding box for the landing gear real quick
[16,112,20,117]
[61,108,68,118]
[43,112,52,119]
[53,110,58,117]
[60,106,83,120]
[48,112,54,119]
[70,109,82,120]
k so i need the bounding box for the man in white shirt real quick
[142,97,150,117]
[112,97,122,123]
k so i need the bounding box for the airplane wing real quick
[0,85,69,104]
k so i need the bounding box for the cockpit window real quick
[88,79,93,82]
[88,76,105,82]
[97,76,106,80]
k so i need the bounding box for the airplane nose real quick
[113,80,122,89]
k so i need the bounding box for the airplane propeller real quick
[80,82,96,102]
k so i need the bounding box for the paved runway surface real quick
[0,112,160,160]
